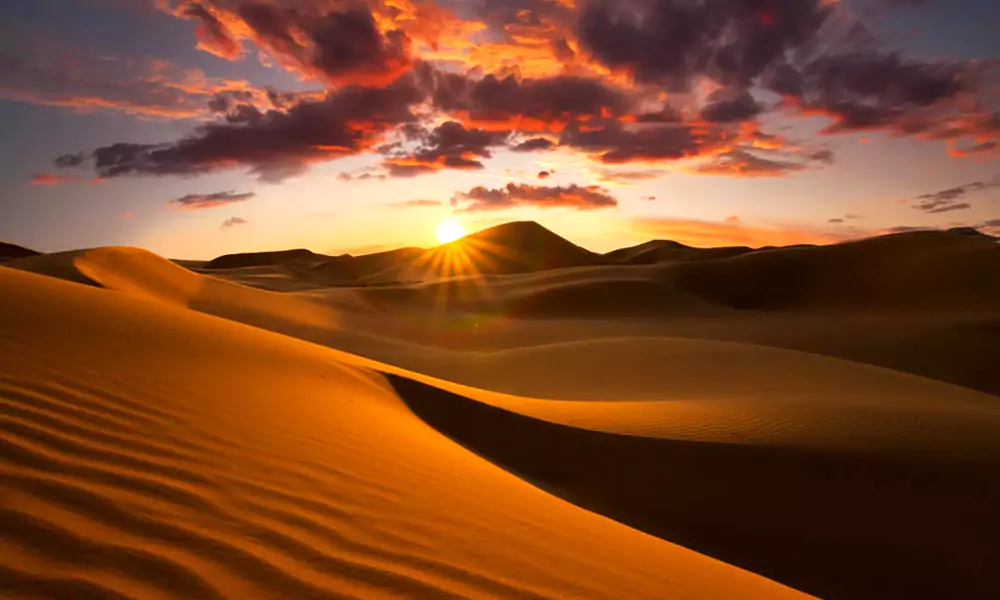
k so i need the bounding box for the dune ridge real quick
[0,240,40,261]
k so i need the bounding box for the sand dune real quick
[205,248,335,270]
[669,229,1000,311]
[364,221,605,283]
[605,239,753,264]
[0,266,813,600]
[4,224,1000,600]
[0,240,40,261]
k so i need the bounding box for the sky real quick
[0,0,997,259]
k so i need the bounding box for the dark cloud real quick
[182,2,242,60]
[451,182,618,212]
[383,121,509,177]
[221,216,248,228]
[700,89,763,123]
[430,71,630,129]
[233,1,412,86]
[693,149,808,177]
[577,0,834,89]
[207,89,255,113]
[575,0,993,151]
[57,73,427,182]
[912,178,1000,213]
[512,137,556,152]
[169,190,256,210]
[538,171,551,179]
[829,218,845,224]
[560,120,729,164]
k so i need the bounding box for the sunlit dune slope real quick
[0,265,813,600]
[365,221,605,282]
[0,241,40,261]
[4,247,339,332]
[669,229,1000,311]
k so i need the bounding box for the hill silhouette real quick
[365,221,605,282]
[0,241,40,261]
[205,248,333,269]
[669,230,1000,311]
[606,240,753,265]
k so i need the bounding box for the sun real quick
[436,220,466,244]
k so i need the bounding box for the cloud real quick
[912,178,1000,213]
[0,24,257,119]
[452,182,618,212]
[168,191,256,210]
[538,171,551,179]
[430,71,631,132]
[172,1,413,86]
[512,137,557,152]
[383,121,509,177]
[49,0,998,185]
[57,73,427,182]
[30,173,94,185]
[593,168,663,184]
[700,89,763,123]
[691,149,810,177]
[575,0,996,151]
[387,199,442,208]
[181,2,243,60]
[829,213,866,224]
[630,216,856,248]
[979,218,1000,235]
[560,120,730,164]
[221,216,248,228]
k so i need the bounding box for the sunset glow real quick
[436,221,466,244]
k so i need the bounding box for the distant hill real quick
[668,229,1000,311]
[205,248,333,270]
[308,247,425,283]
[364,221,605,282]
[0,241,41,261]
[605,240,753,265]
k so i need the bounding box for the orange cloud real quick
[630,216,858,248]
[30,173,96,186]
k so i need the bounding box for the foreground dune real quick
[0,266,812,599]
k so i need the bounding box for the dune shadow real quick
[385,373,1000,600]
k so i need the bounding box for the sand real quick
[3,223,1000,600]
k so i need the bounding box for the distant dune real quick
[205,247,334,269]
[3,221,1000,600]
[605,239,753,264]
[669,230,1000,311]
[0,241,40,261]
[364,221,605,282]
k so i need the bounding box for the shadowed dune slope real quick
[0,265,813,600]
[365,221,605,282]
[386,374,1000,600]
[668,230,1000,311]
[1,241,40,261]
[605,240,753,264]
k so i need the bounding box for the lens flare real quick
[436,221,466,244]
